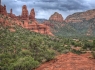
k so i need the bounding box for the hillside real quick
[0,14,95,70]
[42,9,95,37]
[65,9,95,36]
[46,20,78,37]
[0,15,71,70]
[0,24,57,70]
[1,22,95,70]
[65,9,95,23]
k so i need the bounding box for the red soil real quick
[36,52,95,70]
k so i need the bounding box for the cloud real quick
[1,0,95,19]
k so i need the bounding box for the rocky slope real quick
[36,52,95,70]
[49,12,64,22]
[65,9,95,23]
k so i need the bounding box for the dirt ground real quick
[36,52,95,70]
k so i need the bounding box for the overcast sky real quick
[1,0,95,19]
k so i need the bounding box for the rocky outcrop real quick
[8,9,16,19]
[0,3,7,15]
[21,5,29,20]
[0,0,53,36]
[65,9,95,23]
[29,8,35,21]
[22,20,54,36]
[49,12,64,22]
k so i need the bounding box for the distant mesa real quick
[0,0,53,36]
[49,12,64,22]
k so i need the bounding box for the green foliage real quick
[93,40,95,47]
[91,51,95,59]
[49,19,95,38]
[9,56,39,70]
[0,24,70,70]
[91,40,95,59]
[71,49,82,55]
[82,41,93,50]
[0,25,51,70]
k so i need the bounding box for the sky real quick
[1,0,95,19]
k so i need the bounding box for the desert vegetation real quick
[0,22,95,70]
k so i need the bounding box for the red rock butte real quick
[49,12,64,22]
[0,0,53,36]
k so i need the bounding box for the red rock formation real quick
[29,8,35,21]
[20,7,53,36]
[21,5,29,20]
[49,12,64,22]
[0,1,7,15]
[8,9,16,19]
[22,20,54,36]
[0,0,53,36]
[10,8,12,14]
[65,9,95,23]
[0,0,1,5]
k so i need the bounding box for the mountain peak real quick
[49,12,64,22]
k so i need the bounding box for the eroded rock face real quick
[49,12,64,22]
[29,8,35,21]
[21,5,29,20]
[0,0,53,36]
[0,4,7,15]
[22,20,54,36]
[65,9,95,23]
[8,9,16,19]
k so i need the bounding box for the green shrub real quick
[71,49,82,55]
[91,51,95,59]
[9,56,39,70]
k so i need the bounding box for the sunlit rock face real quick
[0,4,7,15]
[21,5,29,20]
[29,8,35,21]
[65,9,95,23]
[49,12,64,22]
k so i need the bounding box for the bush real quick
[91,51,95,59]
[9,56,39,70]
[91,46,95,59]
[82,42,93,50]
[71,49,82,55]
